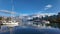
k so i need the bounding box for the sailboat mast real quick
[11,0,14,20]
[11,0,14,12]
[11,0,14,16]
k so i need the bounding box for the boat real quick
[2,20,19,27]
[2,0,19,27]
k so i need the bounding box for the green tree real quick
[0,17,2,20]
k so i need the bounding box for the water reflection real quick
[0,22,60,34]
[0,25,60,34]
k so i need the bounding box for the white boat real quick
[1,0,20,27]
[2,21,19,27]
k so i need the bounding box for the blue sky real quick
[0,0,60,16]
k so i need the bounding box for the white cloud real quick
[44,4,52,10]
[19,14,29,16]
[34,12,56,16]
[45,4,52,8]
[39,13,56,16]
[0,10,16,14]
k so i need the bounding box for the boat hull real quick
[3,23,19,27]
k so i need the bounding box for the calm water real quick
[0,26,60,34]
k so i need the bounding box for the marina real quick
[0,0,60,34]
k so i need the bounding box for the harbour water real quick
[0,22,60,34]
[0,26,60,34]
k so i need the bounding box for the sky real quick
[0,0,60,16]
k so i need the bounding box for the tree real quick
[0,17,2,20]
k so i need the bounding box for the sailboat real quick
[2,0,19,27]
[3,20,19,27]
